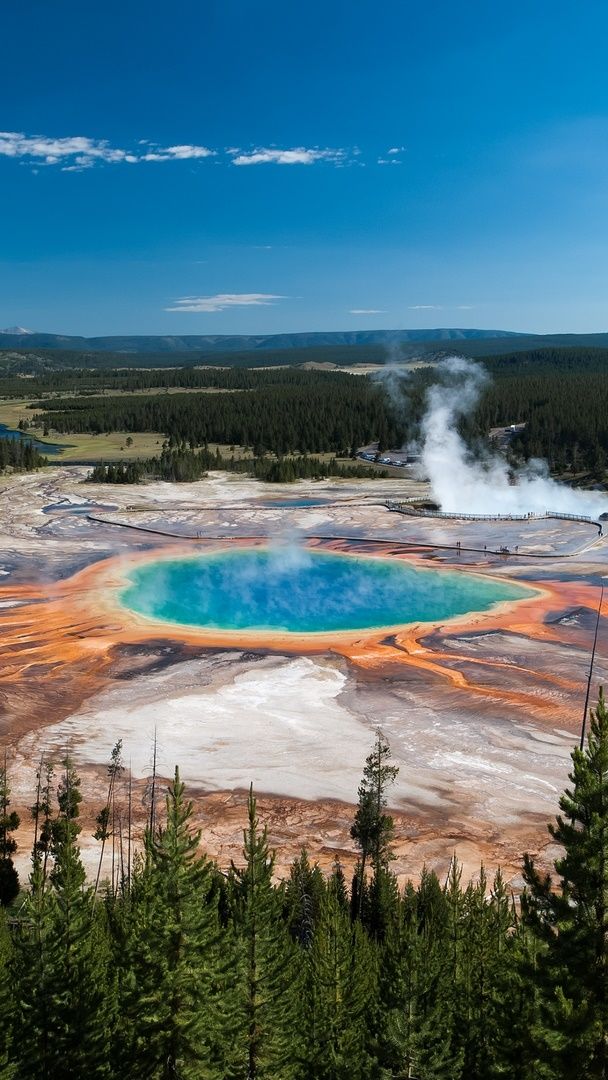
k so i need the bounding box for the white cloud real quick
[141,144,214,162]
[0,131,214,170]
[164,144,213,159]
[165,293,287,313]
[349,309,386,315]
[230,146,346,166]
[379,146,405,164]
[408,303,474,312]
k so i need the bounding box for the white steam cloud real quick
[420,357,608,518]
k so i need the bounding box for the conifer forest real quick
[3,345,608,481]
[2,695,608,1079]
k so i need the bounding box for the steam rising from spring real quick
[420,356,608,518]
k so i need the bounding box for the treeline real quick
[1,344,606,399]
[2,698,608,1078]
[469,370,608,475]
[88,447,388,484]
[0,365,372,398]
[12,346,608,479]
[0,342,392,375]
[370,357,608,478]
[0,437,47,474]
[31,377,402,456]
[483,344,608,373]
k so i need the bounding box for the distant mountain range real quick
[2,326,608,373]
[0,327,526,353]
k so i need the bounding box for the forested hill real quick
[0,326,525,354]
[3,333,608,375]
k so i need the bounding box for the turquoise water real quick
[120,548,531,634]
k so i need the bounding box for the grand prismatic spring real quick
[120,548,531,635]
[1,468,607,882]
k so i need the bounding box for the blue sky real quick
[2,0,608,336]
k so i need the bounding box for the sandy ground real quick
[1,466,607,887]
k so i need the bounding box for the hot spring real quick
[119,548,532,634]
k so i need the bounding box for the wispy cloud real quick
[1,132,399,172]
[408,303,474,312]
[230,146,347,166]
[349,309,386,315]
[165,293,287,313]
[378,145,405,165]
[0,131,215,170]
[0,132,408,172]
[140,144,214,162]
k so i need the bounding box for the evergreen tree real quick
[0,911,15,1078]
[496,898,541,1080]
[30,760,54,889]
[49,756,84,891]
[116,767,234,1079]
[350,732,399,924]
[93,740,124,897]
[379,867,463,1079]
[522,688,608,1079]
[305,877,378,1079]
[11,847,57,1078]
[452,868,518,1079]
[230,786,303,1079]
[0,757,19,907]
[284,848,325,948]
[12,760,114,1080]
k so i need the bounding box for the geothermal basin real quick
[120,547,532,635]
[2,467,608,886]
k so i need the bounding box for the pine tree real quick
[49,756,84,891]
[230,786,303,1079]
[0,757,19,907]
[284,849,325,948]
[0,910,15,1078]
[495,896,541,1080]
[11,759,115,1080]
[454,868,518,1079]
[93,740,124,897]
[378,868,463,1079]
[304,877,378,1079]
[30,759,54,888]
[522,688,608,1079]
[350,731,399,928]
[11,846,57,1078]
[329,858,349,912]
[116,767,234,1079]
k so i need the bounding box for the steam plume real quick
[420,357,608,518]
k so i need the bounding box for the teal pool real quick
[119,547,532,634]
